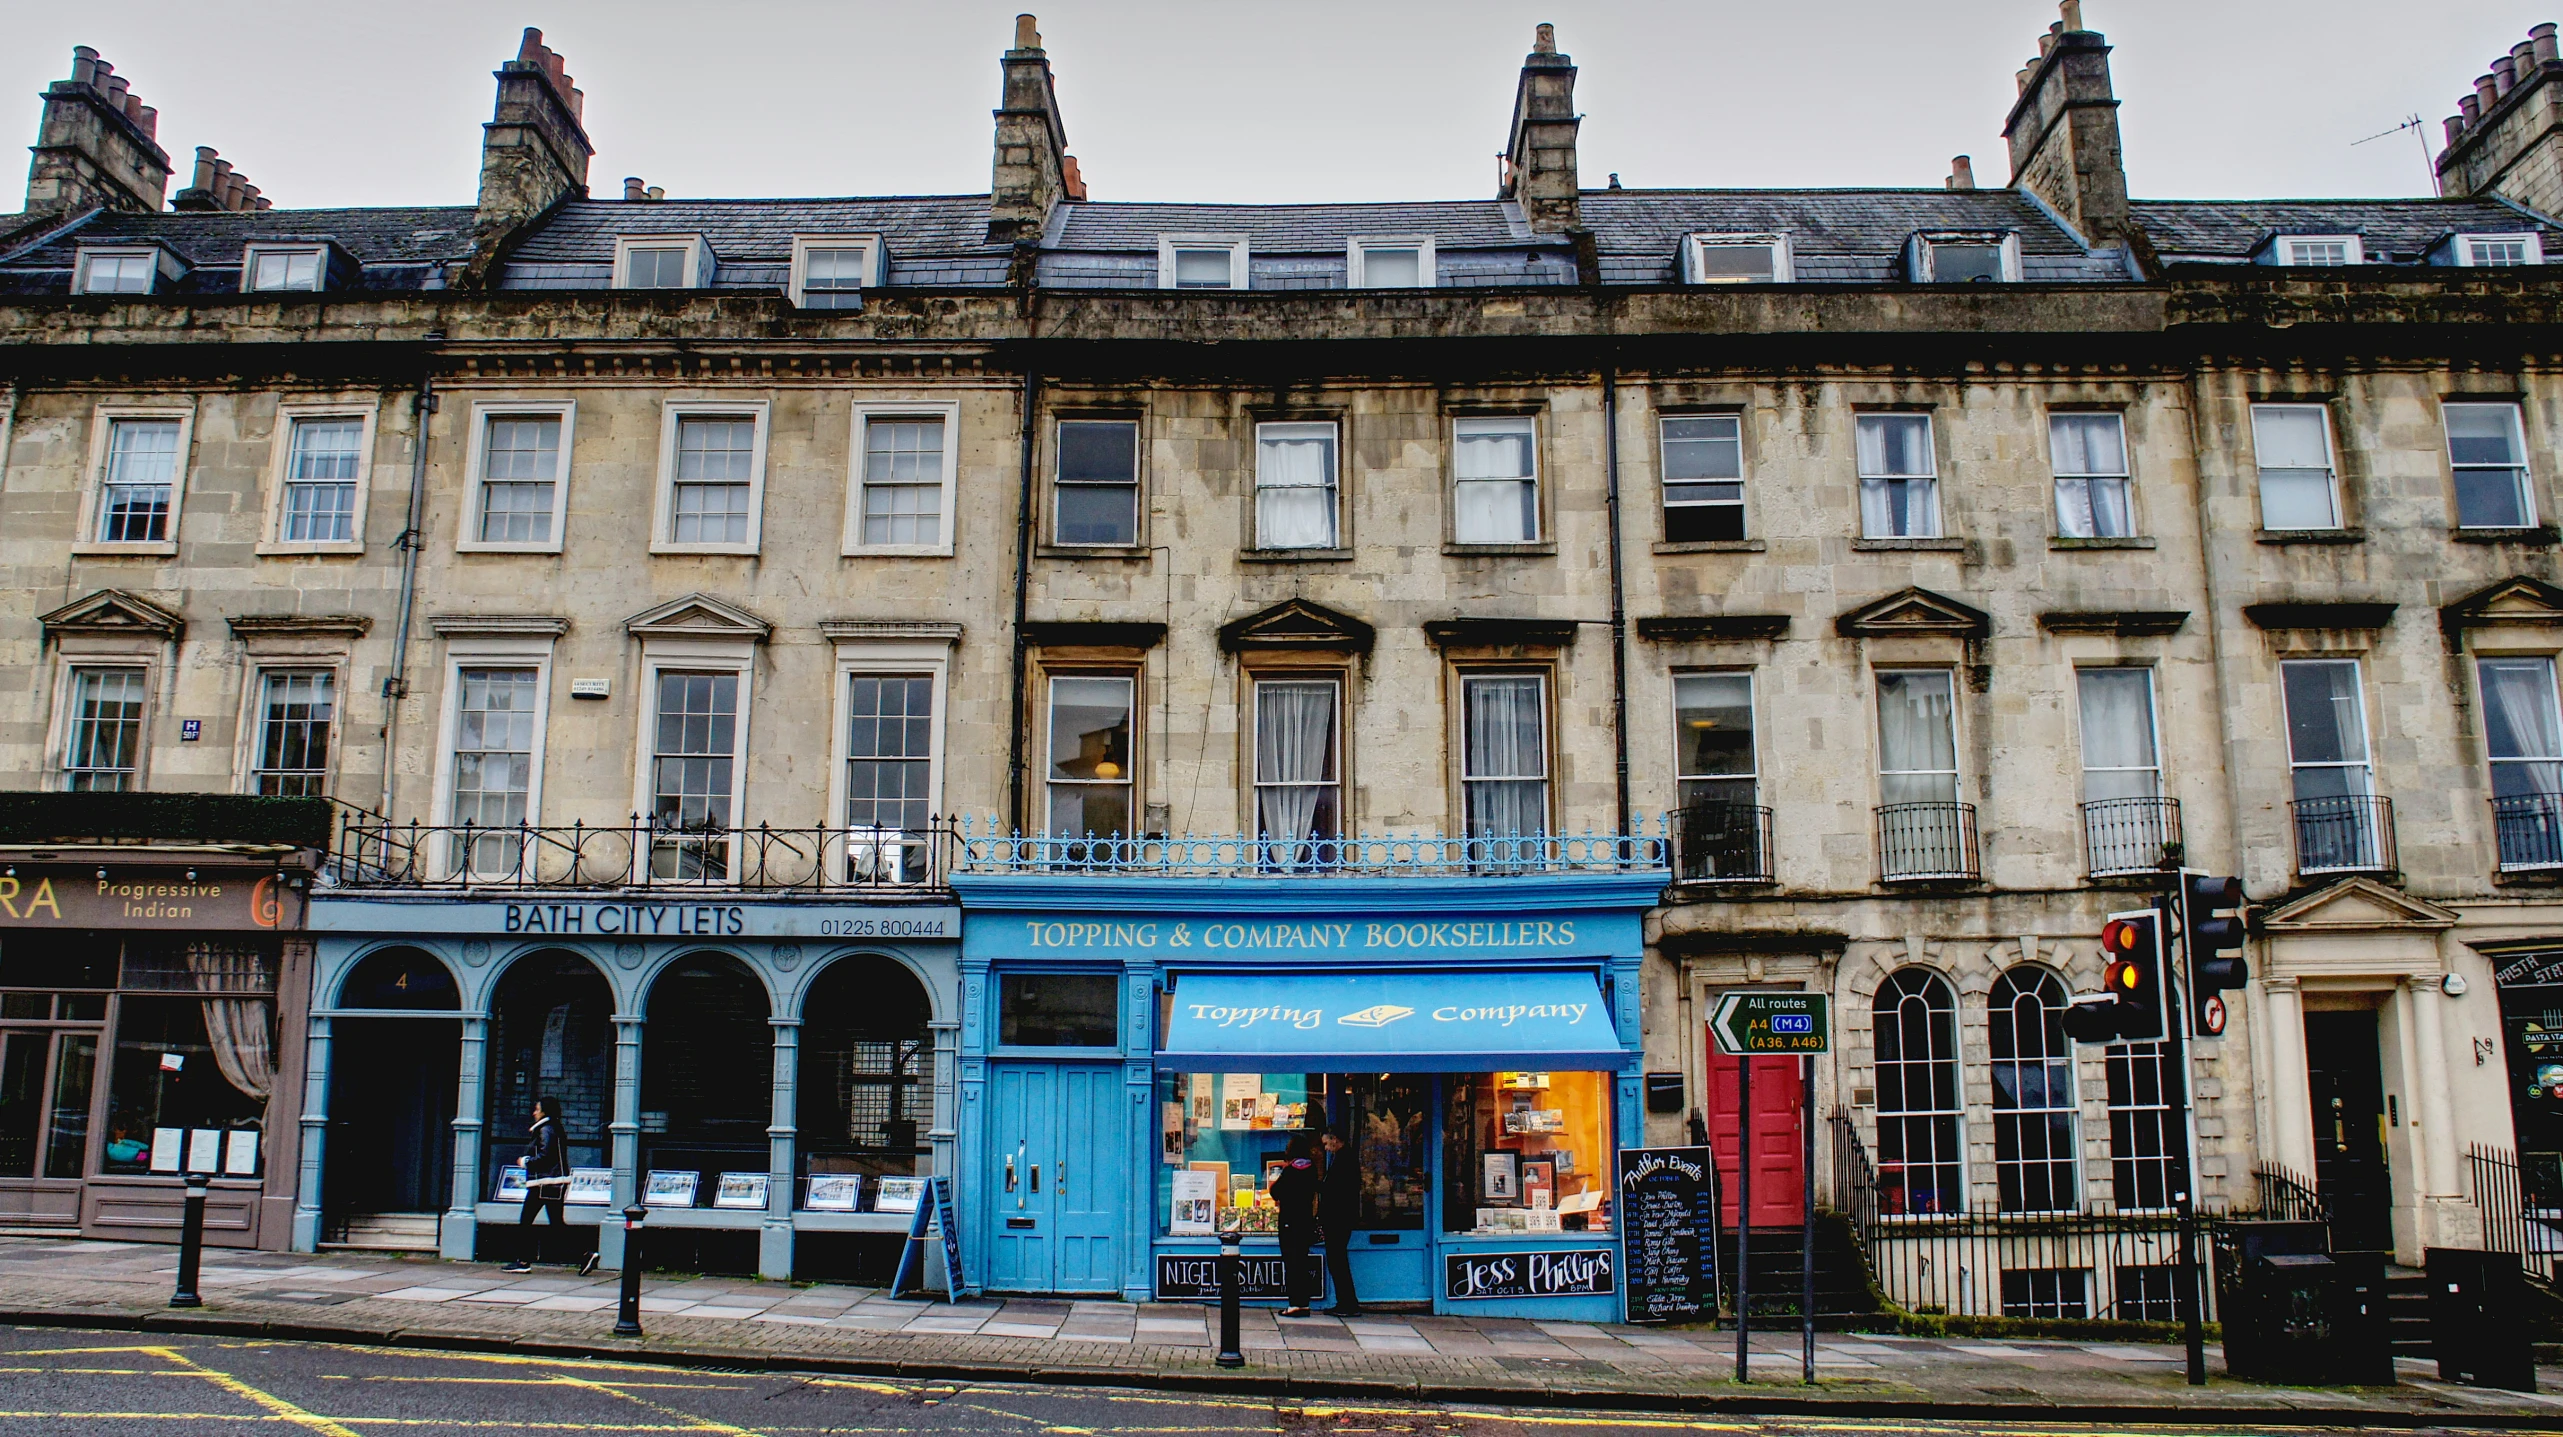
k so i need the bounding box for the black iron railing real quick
[330,814,949,892]
[2080,797,2182,877]
[2492,793,2563,873]
[2469,1144,2563,1271]
[1670,802,1775,883]
[1876,802,1979,881]
[2250,1162,2329,1224]
[2290,794,2396,875]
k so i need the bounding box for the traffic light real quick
[2182,871,2248,1037]
[2066,909,2166,1043]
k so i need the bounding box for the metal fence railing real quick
[2470,1143,2563,1271]
[2492,794,2563,873]
[1670,803,1775,883]
[2290,794,2397,876]
[1876,802,1980,881]
[2080,797,2182,877]
[952,819,1670,878]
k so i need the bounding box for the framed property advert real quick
[1520,1158,1555,1209]
[1482,1150,1520,1203]
[186,1128,221,1174]
[805,1174,863,1211]
[644,1170,700,1207]
[565,1168,616,1205]
[149,1128,182,1173]
[874,1176,928,1214]
[1170,1168,1218,1235]
[714,1172,769,1210]
[493,1163,530,1202]
[223,1129,260,1177]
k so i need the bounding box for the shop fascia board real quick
[943,871,1670,917]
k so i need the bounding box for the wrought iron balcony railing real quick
[2290,794,2397,876]
[952,819,1669,878]
[1875,802,1980,882]
[329,815,947,892]
[2079,796,2182,877]
[1669,802,1775,883]
[2492,792,2563,873]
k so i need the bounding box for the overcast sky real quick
[2,1,2550,211]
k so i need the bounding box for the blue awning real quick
[1158,969,1622,1072]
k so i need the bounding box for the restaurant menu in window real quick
[1617,1144,1720,1324]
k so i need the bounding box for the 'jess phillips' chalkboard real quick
[1617,1145,1720,1323]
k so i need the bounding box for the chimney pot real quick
[1948,154,1976,189]
[2478,73,2503,110]
[1534,22,1556,54]
[568,86,584,120]
[1014,13,1039,49]
[2496,55,2518,96]
[70,46,98,86]
[254,196,271,211]
[2059,0,2084,31]
[2515,40,2539,80]
[2038,32,2056,58]
[191,147,218,189]
[645,185,664,201]
[1607,171,1621,189]
[624,176,646,201]
[2537,23,2561,65]
[100,73,129,107]
[134,104,155,139]
[1060,153,1087,201]
[123,91,146,121]
[518,27,543,62]
[2447,115,2468,144]
[2461,92,2484,122]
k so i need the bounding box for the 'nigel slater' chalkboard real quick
[1155,1252,1294,1301]
[1617,1144,1720,1323]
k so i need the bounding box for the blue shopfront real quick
[950,872,1659,1320]
[294,893,959,1280]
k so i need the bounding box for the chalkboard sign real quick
[1617,1144,1720,1323]
[1156,1252,1293,1300]
[1445,1247,1616,1300]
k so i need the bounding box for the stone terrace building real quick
[3,7,2562,1313]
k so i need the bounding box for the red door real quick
[1702,1044,1806,1228]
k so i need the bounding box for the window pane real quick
[1463,675,1546,838]
[1673,673,1755,782]
[2281,660,2368,768]
[2251,406,2331,469]
[0,1034,41,1177]
[1441,1071,1609,1235]
[1254,679,1340,846]
[478,417,560,543]
[283,418,363,543]
[1931,242,2004,281]
[1876,671,1957,805]
[1661,416,1742,480]
[627,248,687,287]
[451,668,538,829]
[2472,237,2531,265]
[254,671,335,797]
[2480,657,2563,800]
[83,253,152,294]
[2076,668,2157,800]
[2448,404,2532,528]
[251,250,320,291]
[1856,414,1933,476]
[1046,676,1134,838]
[671,416,755,544]
[998,973,1119,1047]
[1872,969,1963,1214]
[1455,420,1538,544]
[1256,423,1337,549]
[804,247,867,290]
[862,418,945,546]
[1361,247,1421,287]
[2049,413,2126,476]
[1057,420,1140,545]
[1173,248,1233,287]
[102,994,267,1174]
[845,673,935,834]
[45,1033,95,1179]
[1695,243,1776,281]
[100,418,180,543]
[2107,1039,2183,1209]
[1988,968,2077,1212]
[66,669,146,790]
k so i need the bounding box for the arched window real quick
[797,955,933,1208]
[2106,1036,2184,1211]
[484,951,613,1179]
[640,953,773,1204]
[1871,968,1963,1214]
[1987,967,2077,1212]
[338,948,459,1009]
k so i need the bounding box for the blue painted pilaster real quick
[1122,960,1154,1302]
[955,957,990,1292]
[441,1014,487,1260]
[763,1016,799,1279]
[290,1014,331,1253]
[928,1017,959,1184]
[600,1012,643,1270]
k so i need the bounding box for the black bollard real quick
[1215,1227,1244,1369]
[170,1174,208,1309]
[612,1205,646,1338]
[2174,1190,2203,1386]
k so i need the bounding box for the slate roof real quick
[2130,197,2563,262]
[1049,201,1532,252]
[503,196,1004,262]
[1583,188,2130,284]
[1,205,472,286]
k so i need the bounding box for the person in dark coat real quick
[1319,1126,1362,1315]
[1268,1130,1322,1316]
[503,1099,590,1274]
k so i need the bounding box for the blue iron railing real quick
[952,817,1670,877]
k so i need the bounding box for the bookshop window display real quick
[1444,1071,1609,1235]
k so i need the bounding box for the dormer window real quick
[791,235,881,308]
[243,245,324,293]
[614,235,710,290]
[2458,233,2543,266]
[75,248,160,295]
[2275,235,2362,267]
[1158,234,1248,290]
[1348,236,1435,288]
[1685,233,1791,284]
[1916,233,2017,283]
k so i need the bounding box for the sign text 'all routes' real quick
[1710,991,1831,1056]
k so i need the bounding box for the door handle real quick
[1005,1156,1017,1193]
[1030,1163,1041,1193]
[1057,1158,1066,1197]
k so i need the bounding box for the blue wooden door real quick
[986,1062,1124,1293]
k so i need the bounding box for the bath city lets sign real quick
[0,866,288,930]
[1710,991,1830,1056]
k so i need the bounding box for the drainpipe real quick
[0,385,18,496]
[1006,364,1041,834]
[1601,358,1633,832]
[378,355,439,817]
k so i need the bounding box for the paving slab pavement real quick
[2,1233,2560,1423]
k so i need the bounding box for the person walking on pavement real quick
[501,1099,595,1275]
[1269,1130,1322,1317]
[1319,1126,1363,1316]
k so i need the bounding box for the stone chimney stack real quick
[987,14,1072,244]
[461,27,593,287]
[1500,23,1582,234]
[2000,2,2129,243]
[21,46,172,216]
[2437,23,2563,211]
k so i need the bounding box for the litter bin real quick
[2217,1222,2393,1386]
[2428,1248,2537,1392]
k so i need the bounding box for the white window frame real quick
[1457,669,1553,837]
[74,402,195,557]
[1874,667,1963,808]
[1916,232,2021,283]
[1671,670,1759,810]
[2280,656,2376,796]
[1986,965,2080,1214]
[73,246,165,295]
[2275,234,2364,267]
[2048,410,2134,539]
[1658,411,1747,542]
[2444,400,2538,530]
[843,401,960,557]
[259,400,379,555]
[1250,671,1346,842]
[826,637,953,884]
[628,639,757,880]
[1051,416,1145,548]
[1346,235,1436,289]
[456,399,576,554]
[2457,232,2545,266]
[1684,232,1793,284]
[1451,415,1542,545]
[1854,411,1942,539]
[1253,419,1341,550]
[2073,666,2163,803]
[52,661,153,792]
[650,399,770,555]
[613,234,712,290]
[241,244,327,293]
[790,234,883,307]
[1158,233,1250,290]
[427,638,555,858]
[240,665,341,797]
[2249,402,2344,531]
[1044,671,1140,838]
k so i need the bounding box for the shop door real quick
[986,1062,1123,1292]
[2304,1010,2393,1252]
[1703,1046,1805,1227]
[324,1018,459,1220]
[0,1027,97,1186]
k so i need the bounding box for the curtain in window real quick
[2076,669,2157,802]
[2280,660,2369,798]
[2252,407,2338,529]
[1876,673,1957,805]
[1254,681,1336,852]
[1463,677,1546,837]
[2482,657,2563,797]
[185,945,274,1102]
[1856,416,1936,538]
[1256,430,1335,548]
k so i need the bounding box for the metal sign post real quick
[1709,992,1831,1386]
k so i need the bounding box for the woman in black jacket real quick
[503,1100,590,1274]
[1267,1130,1322,1316]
